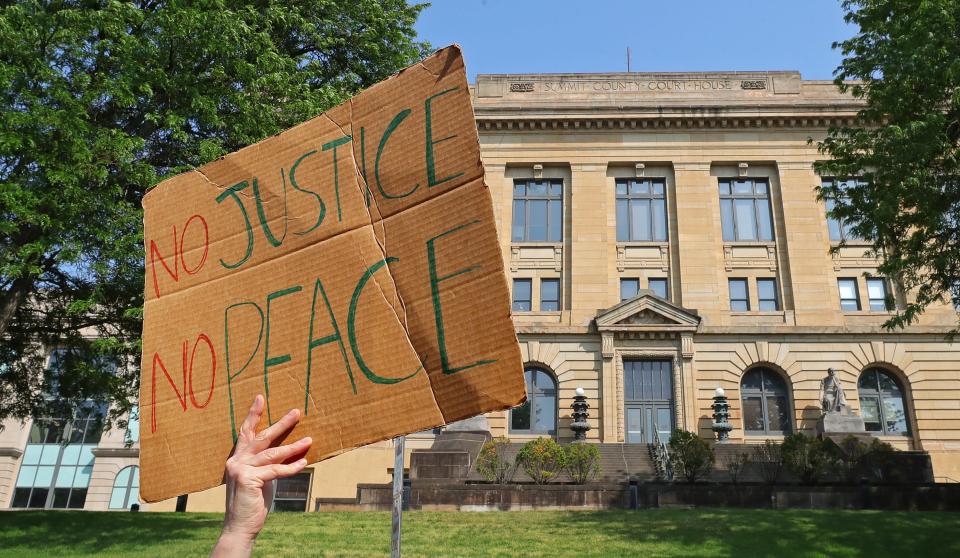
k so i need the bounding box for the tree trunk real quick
[0,273,35,338]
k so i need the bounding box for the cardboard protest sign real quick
[139,45,525,502]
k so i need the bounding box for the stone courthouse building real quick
[3,70,960,511]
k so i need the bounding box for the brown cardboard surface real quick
[139,45,525,502]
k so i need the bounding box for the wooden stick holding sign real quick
[391,435,405,558]
[139,45,525,504]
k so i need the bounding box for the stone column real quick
[600,332,616,441]
[569,162,611,326]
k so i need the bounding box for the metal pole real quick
[391,435,405,558]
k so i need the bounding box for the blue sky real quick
[415,0,855,81]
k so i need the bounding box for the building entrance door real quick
[623,360,673,444]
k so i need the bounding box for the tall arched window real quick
[858,368,910,435]
[109,466,139,510]
[740,367,792,435]
[510,367,557,435]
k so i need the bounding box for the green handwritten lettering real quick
[305,278,356,414]
[224,301,264,443]
[215,181,255,269]
[322,135,352,222]
[375,109,418,199]
[290,150,326,236]
[424,87,464,187]
[263,285,302,423]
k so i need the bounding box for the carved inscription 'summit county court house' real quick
[2,70,960,511]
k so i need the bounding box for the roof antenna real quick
[627,47,631,72]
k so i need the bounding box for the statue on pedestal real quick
[819,367,848,414]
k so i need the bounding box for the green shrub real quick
[564,443,601,484]
[752,440,784,484]
[721,451,752,484]
[668,429,715,483]
[475,436,516,483]
[782,433,832,484]
[825,435,896,483]
[516,437,566,484]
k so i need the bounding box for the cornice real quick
[476,112,859,132]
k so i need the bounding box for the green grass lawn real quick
[1,509,958,557]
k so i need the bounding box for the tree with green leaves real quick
[816,0,960,330]
[0,0,429,427]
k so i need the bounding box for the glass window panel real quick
[74,465,92,488]
[630,199,651,240]
[757,278,778,311]
[649,278,668,300]
[859,371,876,390]
[511,401,531,430]
[729,279,749,311]
[513,183,525,197]
[132,467,140,487]
[67,488,86,509]
[52,488,70,508]
[620,279,640,302]
[757,200,774,240]
[719,181,731,195]
[878,371,901,393]
[762,370,787,393]
[882,396,908,433]
[839,279,860,311]
[55,466,76,488]
[616,182,627,196]
[12,488,30,508]
[533,395,556,433]
[29,488,49,508]
[628,181,645,195]
[61,445,81,465]
[742,396,765,432]
[652,199,667,240]
[626,408,643,443]
[79,445,95,466]
[22,445,41,466]
[657,408,672,433]
[766,395,790,432]
[741,370,763,391]
[826,199,842,241]
[720,199,735,240]
[652,181,665,196]
[39,445,59,465]
[115,467,131,487]
[616,199,629,241]
[868,279,888,311]
[734,180,753,195]
[860,397,882,431]
[527,200,548,241]
[540,279,560,311]
[109,487,127,510]
[528,181,548,196]
[126,406,140,444]
[35,466,54,487]
[755,182,768,195]
[512,279,531,312]
[549,183,562,196]
[511,200,525,241]
[16,466,37,487]
[548,199,562,241]
[734,199,758,240]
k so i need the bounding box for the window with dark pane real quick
[616,178,668,241]
[718,178,774,241]
[512,179,563,242]
[620,278,640,302]
[272,472,312,511]
[858,368,910,435]
[510,368,557,435]
[540,278,560,311]
[728,278,750,311]
[867,277,891,312]
[757,278,779,311]
[740,368,792,435]
[512,279,531,312]
[823,178,863,242]
[648,278,669,300]
[838,278,860,311]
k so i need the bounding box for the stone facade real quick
[2,69,959,512]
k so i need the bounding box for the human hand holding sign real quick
[211,395,312,557]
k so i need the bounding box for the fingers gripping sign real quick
[212,395,312,558]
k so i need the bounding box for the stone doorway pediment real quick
[595,292,701,333]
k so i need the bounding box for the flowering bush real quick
[564,443,601,484]
[475,436,515,483]
[516,437,566,484]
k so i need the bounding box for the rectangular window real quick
[838,278,861,311]
[512,279,532,312]
[620,278,640,302]
[616,178,668,242]
[648,278,669,300]
[719,178,774,242]
[729,278,750,311]
[512,180,563,242]
[272,472,311,512]
[540,279,560,311]
[823,178,862,242]
[867,277,890,311]
[757,278,779,311]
